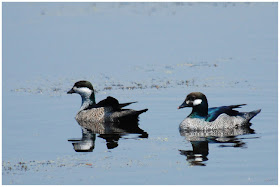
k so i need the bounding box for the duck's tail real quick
[136,108,148,115]
[242,109,261,122]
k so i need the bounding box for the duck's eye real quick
[190,96,195,101]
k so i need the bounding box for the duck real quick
[178,92,261,130]
[67,80,148,123]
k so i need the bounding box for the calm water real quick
[2,2,278,185]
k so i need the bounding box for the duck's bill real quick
[67,88,75,94]
[178,101,189,109]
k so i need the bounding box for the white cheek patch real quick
[186,100,190,105]
[74,87,92,96]
[193,99,202,106]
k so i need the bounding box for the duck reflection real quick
[68,120,148,152]
[179,126,256,166]
[68,127,96,152]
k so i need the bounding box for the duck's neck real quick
[80,92,96,111]
[189,103,208,118]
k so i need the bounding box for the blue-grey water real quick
[2,2,278,185]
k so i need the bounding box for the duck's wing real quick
[206,104,246,122]
[96,96,119,108]
[97,96,137,110]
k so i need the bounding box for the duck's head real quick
[67,80,94,96]
[68,80,96,109]
[178,92,208,111]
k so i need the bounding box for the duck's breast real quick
[76,107,113,122]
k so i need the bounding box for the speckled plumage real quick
[76,106,148,123]
[180,125,254,142]
[178,92,261,130]
[179,113,257,130]
[76,106,110,123]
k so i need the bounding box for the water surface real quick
[2,2,278,185]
